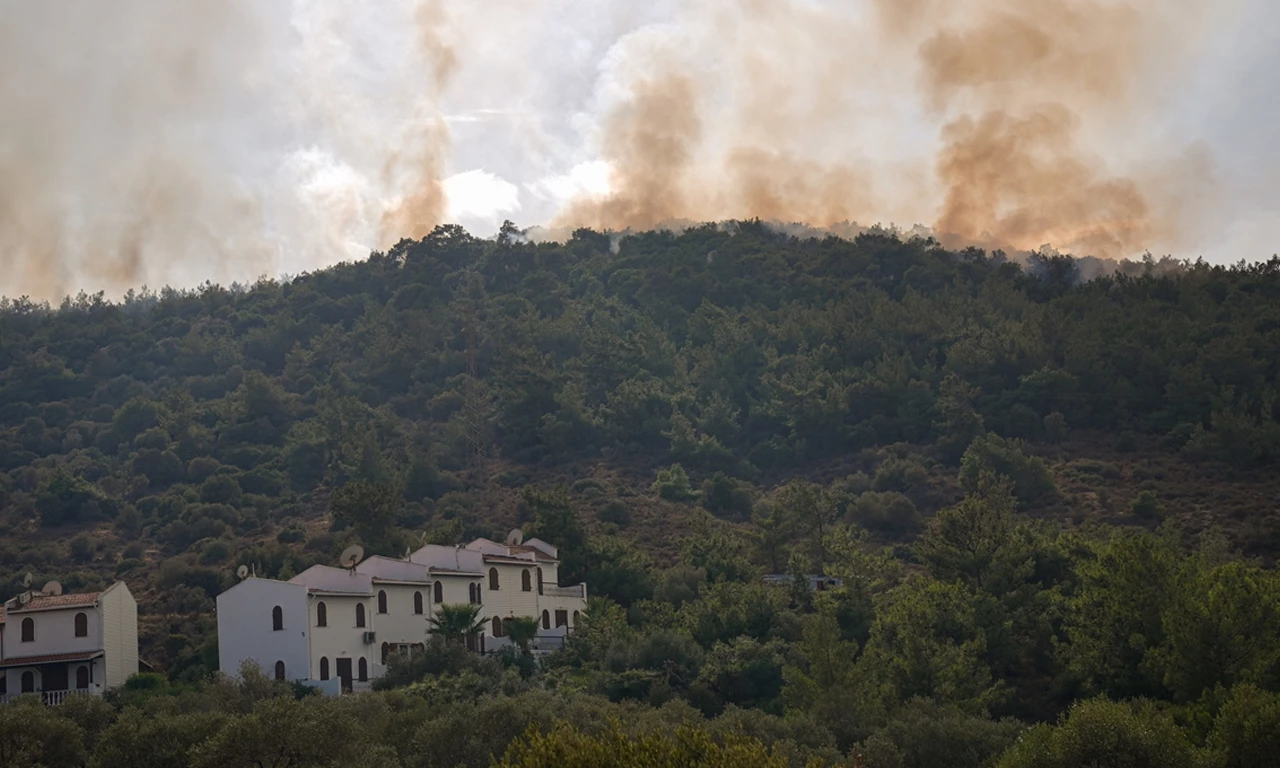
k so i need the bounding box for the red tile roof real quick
[10,593,100,612]
[0,650,103,668]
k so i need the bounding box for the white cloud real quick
[443,169,521,231]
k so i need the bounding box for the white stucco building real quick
[216,534,588,691]
[0,581,138,704]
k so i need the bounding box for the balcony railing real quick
[541,584,585,599]
[0,690,92,706]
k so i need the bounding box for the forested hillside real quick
[2,223,1280,765]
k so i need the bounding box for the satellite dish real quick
[505,528,524,546]
[236,565,250,580]
[22,573,32,588]
[339,545,365,570]
[42,580,62,596]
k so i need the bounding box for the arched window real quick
[537,567,544,595]
[320,657,330,680]
[21,671,35,693]
[75,666,90,689]
[74,612,88,638]
[572,610,580,627]
[355,603,366,628]
[541,610,550,630]
[492,616,503,637]
[489,568,499,591]
[357,658,368,682]
[414,591,424,614]
[381,642,390,664]
[274,661,286,681]
[21,617,34,642]
[468,583,479,604]
[316,602,327,627]
[521,570,532,592]
[272,606,283,631]
[433,581,443,604]
[377,590,388,614]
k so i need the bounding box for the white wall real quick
[217,578,310,682]
[483,562,541,624]
[371,584,430,647]
[3,605,102,658]
[431,574,480,608]
[306,593,374,682]
[100,581,138,688]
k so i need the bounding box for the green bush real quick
[654,464,697,502]
[597,501,632,528]
[960,433,1057,507]
[1130,490,1165,520]
[995,698,1202,768]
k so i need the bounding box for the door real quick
[335,658,353,691]
[43,665,68,692]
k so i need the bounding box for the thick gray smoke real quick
[0,0,1274,301]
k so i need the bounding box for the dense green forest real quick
[2,222,1280,765]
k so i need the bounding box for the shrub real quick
[654,464,697,502]
[1207,684,1280,768]
[199,540,231,564]
[1044,412,1068,444]
[69,533,95,563]
[276,526,306,544]
[848,492,920,535]
[199,475,242,505]
[1130,490,1165,520]
[597,501,632,528]
[571,478,607,499]
[960,433,1056,507]
[994,698,1202,768]
[872,455,928,493]
[700,473,753,520]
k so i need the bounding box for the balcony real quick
[0,690,93,706]
[541,584,585,599]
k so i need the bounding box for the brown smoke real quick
[935,107,1152,257]
[379,0,458,245]
[0,1,267,299]
[0,0,458,302]
[558,74,703,231]
[559,0,1223,261]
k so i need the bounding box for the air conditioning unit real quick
[362,631,376,644]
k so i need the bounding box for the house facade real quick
[216,534,588,690]
[0,581,138,705]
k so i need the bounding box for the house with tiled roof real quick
[216,532,587,692]
[0,581,137,704]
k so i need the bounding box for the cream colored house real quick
[216,533,588,690]
[411,536,588,648]
[0,581,138,704]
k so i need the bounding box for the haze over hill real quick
[2,0,1278,300]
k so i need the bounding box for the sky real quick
[0,0,1276,301]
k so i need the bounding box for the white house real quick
[216,533,588,691]
[0,581,138,705]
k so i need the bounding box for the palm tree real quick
[427,603,486,645]
[504,616,540,655]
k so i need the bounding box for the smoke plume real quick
[561,0,1239,260]
[0,0,1265,301]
